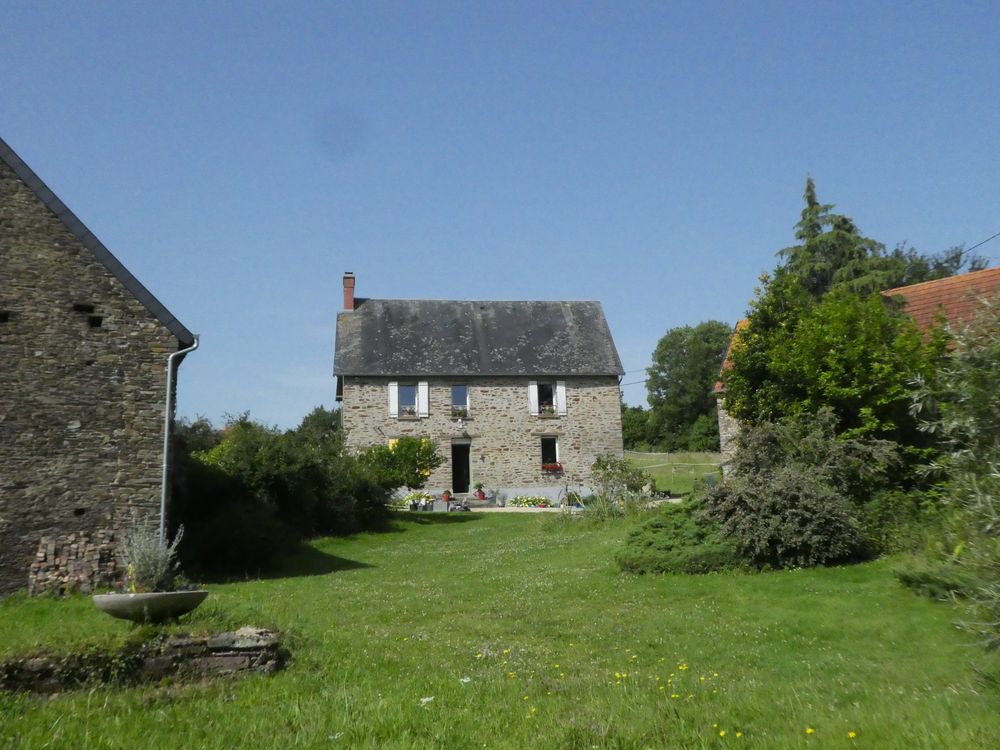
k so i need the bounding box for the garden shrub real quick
[705,465,863,568]
[171,450,299,578]
[703,409,896,568]
[616,501,741,574]
[169,408,437,577]
[860,487,941,553]
[591,454,650,502]
[904,294,1000,649]
[357,437,444,491]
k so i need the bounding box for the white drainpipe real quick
[160,336,199,543]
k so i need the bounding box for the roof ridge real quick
[0,136,194,346]
[360,297,602,304]
[882,265,1000,295]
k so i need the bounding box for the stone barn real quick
[0,137,196,595]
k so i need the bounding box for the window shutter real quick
[388,382,399,418]
[556,381,567,416]
[417,381,429,417]
[528,381,539,415]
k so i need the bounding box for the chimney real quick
[343,272,356,311]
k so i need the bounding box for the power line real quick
[967,229,1000,254]
[620,378,649,387]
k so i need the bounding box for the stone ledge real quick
[0,627,287,694]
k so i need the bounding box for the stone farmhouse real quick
[334,274,625,499]
[0,137,196,595]
[714,266,1000,471]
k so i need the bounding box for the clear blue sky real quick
[4,1,999,427]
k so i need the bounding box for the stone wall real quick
[716,396,741,477]
[0,158,180,594]
[341,376,624,496]
[0,627,286,694]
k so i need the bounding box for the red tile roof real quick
[881,266,1000,332]
[712,266,1000,395]
[713,319,749,394]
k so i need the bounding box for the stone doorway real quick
[451,441,470,494]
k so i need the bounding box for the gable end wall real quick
[0,159,179,594]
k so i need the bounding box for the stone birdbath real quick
[93,590,209,624]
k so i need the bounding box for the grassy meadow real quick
[1,513,998,749]
[625,451,723,495]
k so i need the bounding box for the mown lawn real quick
[1,513,998,749]
[626,451,723,495]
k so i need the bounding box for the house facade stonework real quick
[0,137,194,595]
[335,276,624,498]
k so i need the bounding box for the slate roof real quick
[0,136,194,346]
[881,266,1000,332]
[334,298,624,377]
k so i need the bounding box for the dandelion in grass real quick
[719,730,726,737]
[848,731,857,739]
[671,693,680,699]
[736,731,743,738]
[805,727,815,735]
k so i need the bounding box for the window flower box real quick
[542,462,563,473]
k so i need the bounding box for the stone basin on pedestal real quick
[92,590,209,624]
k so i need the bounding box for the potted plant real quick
[93,513,207,624]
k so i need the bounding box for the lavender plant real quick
[117,512,185,592]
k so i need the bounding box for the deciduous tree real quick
[646,321,731,451]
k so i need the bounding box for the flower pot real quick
[92,590,209,624]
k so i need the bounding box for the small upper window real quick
[398,384,417,418]
[537,383,556,415]
[451,385,468,418]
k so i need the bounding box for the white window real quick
[398,384,417,417]
[389,381,428,419]
[528,381,567,416]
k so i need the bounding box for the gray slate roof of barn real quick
[334,298,624,377]
[0,136,194,346]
